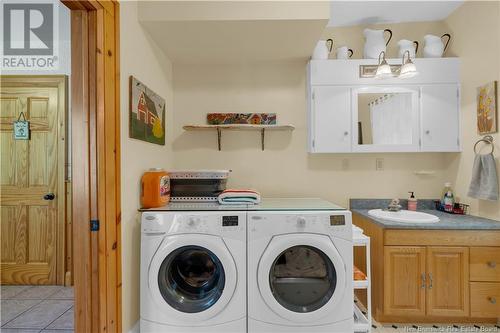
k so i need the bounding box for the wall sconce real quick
[359,50,419,79]
[398,50,418,78]
[374,51,393,79]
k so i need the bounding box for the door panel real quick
[384,246,426,316]
[421,84,460,152]
[0,77,65,285]
[426,247,469,317]
[312,86,351,152]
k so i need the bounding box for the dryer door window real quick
[157,245,225,313]
[269,245,336,313]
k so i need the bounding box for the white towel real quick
[217,189,261,205]
[467,153,499,201]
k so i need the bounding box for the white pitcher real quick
[336,46,353,59]
[397,39,419,58]
[363,28,392,59]
[312,39,334,60]
[423,34,451,58]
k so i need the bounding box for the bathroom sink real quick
[368,209,440,223]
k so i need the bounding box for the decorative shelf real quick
[182,124,295,151]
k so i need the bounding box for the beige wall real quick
[444,1,500,219]
[120,2,174,331]
[172,61,450,207]
[322,21,448,60]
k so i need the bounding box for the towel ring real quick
[473,135,494,154]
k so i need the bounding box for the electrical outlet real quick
[376,158,384,171]
[341,159,349,170]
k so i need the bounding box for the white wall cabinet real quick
[307,58,461,153]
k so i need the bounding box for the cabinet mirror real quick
[352,87,420,152]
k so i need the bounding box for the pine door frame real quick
[61,1,121,332]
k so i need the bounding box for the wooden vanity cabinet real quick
[353,212,500,323]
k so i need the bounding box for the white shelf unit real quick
[353,230,372,333]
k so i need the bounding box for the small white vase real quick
[312,39,334,60]
[397,39,419,58]
[423,34,451,58]
[336,46,353,59]
[363,28,392,59]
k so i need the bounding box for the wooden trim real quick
[385,230,500,246]
[66,1,121,332]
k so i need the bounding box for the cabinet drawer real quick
[470,282,500,318]
[470,247,500,282]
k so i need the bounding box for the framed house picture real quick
[129,76,166,145]
[477,80,497,134]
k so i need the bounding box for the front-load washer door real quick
[257,233,347,323]
[149,234,237,322]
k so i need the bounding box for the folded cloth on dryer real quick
[217,189,261,205]
[273,247,327,278]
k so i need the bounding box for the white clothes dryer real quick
[140,210,246,333]
[247,202,353,333]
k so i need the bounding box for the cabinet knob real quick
[344,131,349,136]
[488,297,497,304]
[425,130,430,135]
[487,261,497,268]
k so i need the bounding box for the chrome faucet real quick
[387,198,402,212]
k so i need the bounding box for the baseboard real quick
[128,321,139,333]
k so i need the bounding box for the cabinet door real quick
[384,246,426,317]
[420,84,460,152]
[311,86,351,152]
[426,247,469,317]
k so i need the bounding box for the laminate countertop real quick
[350,199,500,230]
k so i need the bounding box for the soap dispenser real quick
[408,191,417,211]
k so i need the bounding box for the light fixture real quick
[375,51,393,79]
[399,50,418,78]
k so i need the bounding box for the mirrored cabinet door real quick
[352,87,420,152]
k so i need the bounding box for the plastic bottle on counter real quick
[442,182,455,212]
[408,191,417,211]
[141,168,170,208]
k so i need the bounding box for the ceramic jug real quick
[312,39,334,60]
[423,34,451,58]
[336,46,353,59]
[363,28,392,59]
[397,39,419,58]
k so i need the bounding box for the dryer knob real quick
[297,217,306,227]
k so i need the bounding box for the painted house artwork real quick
[130,76,166,145]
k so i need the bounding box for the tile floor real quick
[355,299,500,333]
[1,285,74,333]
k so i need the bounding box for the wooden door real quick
[426,246,469,317]
[311,86,351,152]
[0,76,66,285]
[420,84,460,152]
[384,246,426,317]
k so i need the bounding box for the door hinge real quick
[90,219,99,232]
[312,90,315,100]
[312,139,315,148]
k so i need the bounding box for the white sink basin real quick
[368,209,440,223]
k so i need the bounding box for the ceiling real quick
[138,1,329,64]
[328,1,464,27]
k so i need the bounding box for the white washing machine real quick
[140,208,246,333]
[247,199,353,333]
